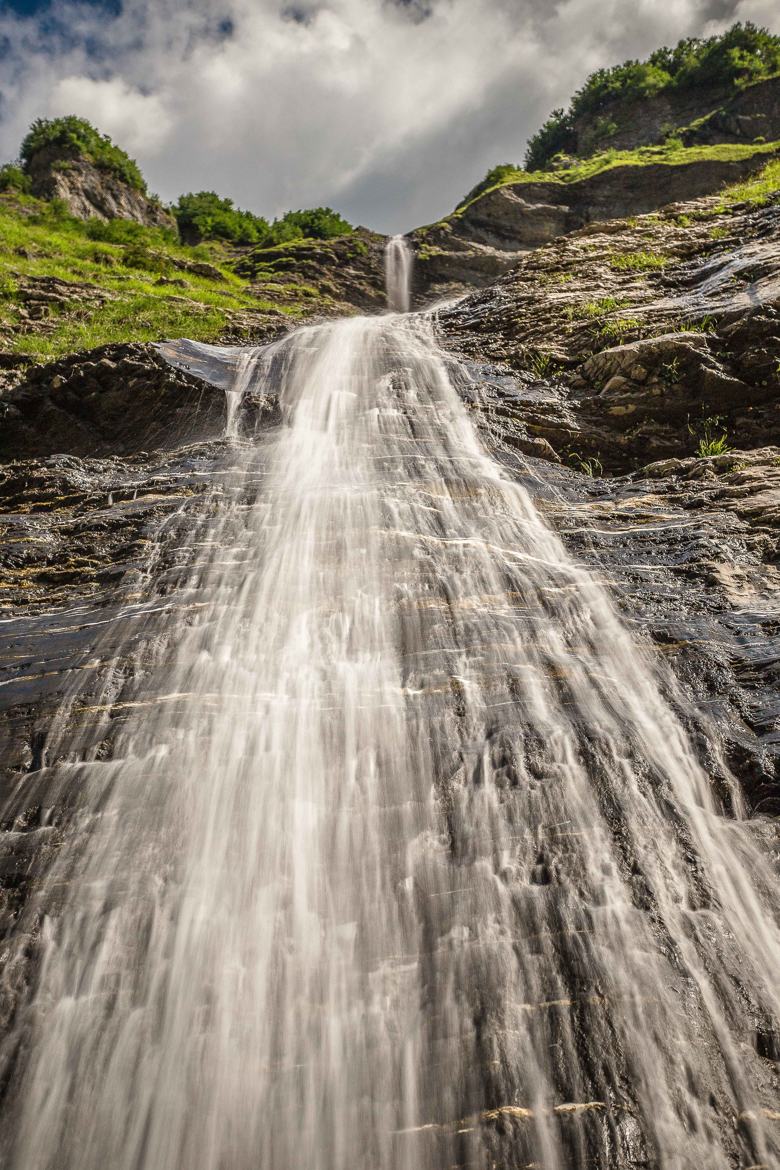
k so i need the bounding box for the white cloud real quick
[47,76,174,154]
[0,0,778,232]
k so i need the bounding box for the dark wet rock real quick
[438,196,780,472]
[0,343,230,459]
[0,172,777,1015]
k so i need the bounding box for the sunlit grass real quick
[0,194,311,360]
[450,140,780,219]
[715,157,780,208]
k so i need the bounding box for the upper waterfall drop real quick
[385,234,413,312]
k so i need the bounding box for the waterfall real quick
[385,234,413,312]
[1,296,779,1170]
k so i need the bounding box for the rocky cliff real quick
[26,145,175,230]
[0,58,779,928]
[572,74,780,158]
[413,145,779,298]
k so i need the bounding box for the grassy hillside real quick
[525,22,780,169]
[457,140,780,218]
[0,194,331,362]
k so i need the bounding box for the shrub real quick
[20,116,146,191]
[262,207,354,246]
[525,109,576,172]
[174,194,354,247]
[525,22,780,170]
[0,163,31,194]
[174,191,270,245]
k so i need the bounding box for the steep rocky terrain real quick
[572,74,780,158]
[0,33,778,1083]
[412,144,779,297]
[26,147,174,230]
[1,176,777,843]
[436,192,780,470]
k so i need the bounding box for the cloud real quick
[48,76,173,153]
[0,0,777,232]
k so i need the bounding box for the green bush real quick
[525,22,780,170]
[85,217,177,247]
[525,109,576,172]
[175,194,355,248]
[262,207,354,246]
[174,191,270,245]
[0,163,31,194]
[20,116,147,191]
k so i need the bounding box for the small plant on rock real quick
[598,317,642,342]
[569,451,604,477]
[709,225,731,240]
[689,414,731,456]
[608,251,668,272]
[527,350,558,378]
[683,315,717,333]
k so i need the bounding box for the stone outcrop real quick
[437,193,780,471]
[234,227,388,313]
[413,149,778,299]
[681,76,780,148]
[0,343,230,460]
[571,75,780,158]
[26,146,175,229]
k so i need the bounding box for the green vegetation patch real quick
[20,116,147,192]
[525,23,780,170]
[715,156,780,207]
[452,140,779,220]
[174,192,354,248]
[0,164,31,195]
[0,194,313,361]
[174,191,270,246]
[609,251,669,272]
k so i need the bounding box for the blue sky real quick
[2,0,119,13]
[0,0,777,232]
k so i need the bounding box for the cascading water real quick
[385,233,413,312]
[0,240,778,1170]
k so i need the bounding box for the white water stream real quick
[1,239,779,1169]
[385,234,413,312]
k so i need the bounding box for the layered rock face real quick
[572,75,780,157]
[26,146,175,229]
[234,227,388,313]
[682,75,780,147]
[413,149,778,297]
[436,194,780,471]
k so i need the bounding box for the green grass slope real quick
[0,195,330,362]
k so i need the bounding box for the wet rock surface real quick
[437,195,780,472]
[0,189,778,1146]
[0,343,232,460]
